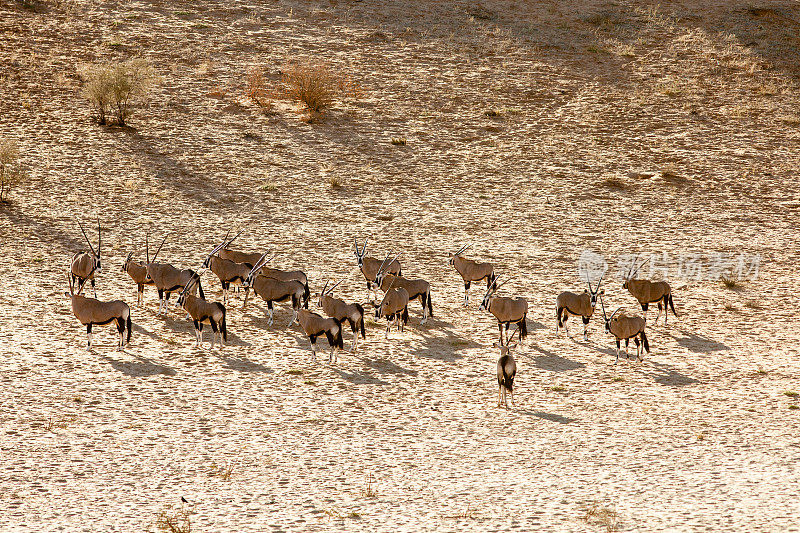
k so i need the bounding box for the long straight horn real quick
[377,252,392,275]
[146,234,150,264]
[362,237,368,255]
[608,307,622,321]
[322,280,329,296]
[67,271,73,295]
[328,280,343,293]
[506,327,519,346]
[493,276,515,292]
[247,253,269,278]
[630,256,651,279]
[151,235,167,264]
[599,293,609,321]
[97,218,101,258]
[226,229,243,248]
[78,221,97,257]
[586,272,593,293]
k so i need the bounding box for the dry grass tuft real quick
[660,165,690,186]
[744,299,762,310]
[584,501,619,532]
[279,62,353,114]
[209,460,235,481]
[784,391,798,398]
[329,174,344,188]
[156,505,191,533]
[720,275,740,289]
[0,137,26,203]
[600,176,630,191]
[391,137,407,146]
[79,59,158,126]
[245,67,271,109]
[362,473,378,498]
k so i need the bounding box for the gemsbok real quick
[65,272,131,351]
[448,244,496,306]
[556,274,604,340]
[242,255,306,327]
[479,277,528,344]
[374,286,410,339]
[121,251,153,306]
[70,219,102,297]
[374,253,433,324]
[297,308,344,362]
[202,238,252,305]
[600,296,649,364]
[175,277,227,349]
[144,234,205,315]
[318,280,366,351]
[495,329,518,410]
[354,238,401,301]
[623,257,677,325]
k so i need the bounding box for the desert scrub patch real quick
[390,137,407,145]
[583,501,619,532]
[720,275,741,289]
[550,385,567,392]
[278,61,360,115]
[155,505,191,533]
[0,137,26,204]
[79,59,159,126]
[246,67,272,109]
[286,369,303,376]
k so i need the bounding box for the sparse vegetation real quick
[551,385,566,392]
[246,67,271,109]
[720,275,740,289]
[156,505,191,533]
[329,174,344,188]
[280,62,337,114]
[744,299,762,310]
[209,460,235,481]
[79,59,158,126]
[0,138,26,203]
[601,177,630,191]
[584,501,619,532]
[612,376,625,382]
[286,369,303,376]
[784,391,798,398]
[391,137,407,146]
[362,473,378,498]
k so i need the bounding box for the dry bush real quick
[156,505,191,533]
[0,138,26,203]
[279,62,359,114]
[720,275,740,289]
[209,460,235,481]
[79,59,158,126]
[246,67,271,108]
[584,501,619,532]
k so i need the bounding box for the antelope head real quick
[586,272,605,308]
[373,252,400,288]
[493,328,518,355]
[598,294,621,332]
[448,243,471,266]
[318,279,342,307]
[354,237,368,268]
[479,276,513,311]
[64,271,84,298]
[622,255,650,289]
[242,253,270,288]
[176,275,199,308]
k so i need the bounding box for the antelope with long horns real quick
[70,219,102,297]
[297,308,344,362]
[374,286,410,339]
[495,329,518,410]
[600,296,649,364]
[374,253,433,324]
[242,254,306,327]
[217,230,263,268]
[479,277,528,344]
[556,273,604,340]
[448,244,496,306]
[318,280,366,352]
[354,238,401,301]
[65,272,131,351]
[121,251,153,306]
[202,234,252,305]
[144,234,205,315]
[623,256,677,325]
[252,252,310,306]
[175,276,227,349]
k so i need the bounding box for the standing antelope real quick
[318,280,366,351]
[70,219,102,297]
[556,274,604,340]
[175,276,227,349]
[448,244,496,306]
[623,257,677,325]
[144,235,205,315]
[202,237,252,305]
[354,238,401,301]
[600,296,649,364]
[242,255,306,327]
[65,272,131,351]
[374,253,433,324]
[479,277,528,344]
[495,329,518,410]
[374,286,410,339]
[121,251,153,305]
[297,308,344,362]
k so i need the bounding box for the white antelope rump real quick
[354,238,401,301]
[479,277,528,344]
[556,274,604,340]
[121,251,153,305]
[201,237,252,305]
[374,286,410,339]
[65,272,131,351]
[495,329,518,410]
[448,244,496,306]
[242,255,306,327]
[374,254,433,324]
[623,257,677,325]
[297,309,344,362]
[175,277,227,349]
[144,235,205,315]
[600,297,650,364]
[70,219,102,297]
[318,280,366,352]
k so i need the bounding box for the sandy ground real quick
[1,0,800,531]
